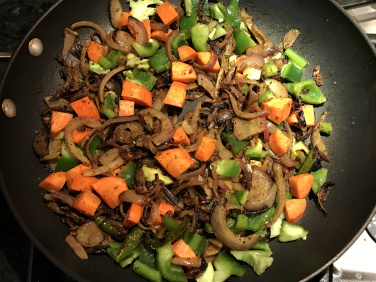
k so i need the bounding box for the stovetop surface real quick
[0,0,375,281]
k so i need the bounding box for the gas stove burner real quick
[366,214,376,243]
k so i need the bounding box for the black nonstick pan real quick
[1,0,375,281]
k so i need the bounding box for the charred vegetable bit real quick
[34,0,336,280]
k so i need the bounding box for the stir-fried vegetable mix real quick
[33,0,335,280]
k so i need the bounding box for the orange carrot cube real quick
[287,105,315,127]
[92,176,128,209]
[39,172,67,191]
[121,81,152,107]
[87,41,104,64]
[164,81,187,108]
[155,148,194,178]
[171,126,191,146]
[195,136,217,162]
[50,111,73,138]
[155,203,175,225]
[72,128,91,145]
[123,203,143,228]
[261,98,292,125]
[119,100,135,117]
[171,62,197,84]
[172,239,197,259]
[155,1,179,25]
[178,46,197,62]
[289,173,314,199]
[269,129,290,156]
[196,52,220,73]
[285,198,307,224]
[118,12,132,26]
[73,191,101,217]
[70,96,100,121]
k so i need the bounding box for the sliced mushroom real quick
[311,112,329,162]
[244,166,277,212]
[76,221,105,248]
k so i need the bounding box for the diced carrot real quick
[289,173,314,199]
[155,148,194,178]
[151,29,172,42]
[73,191,101,217]
[269,129,290,156]
[155,1,179,25]
[121,81,152,107]
[171,126,191,145]
[143,20,151,40]
[118,12,132,27]
[119,99,135,116]
[196,52,220,73]
[70,96,100,121]
[171,62,197,84]
[287,105,315,127]
[87,41,104,64]
[72,128,91,145]
[68,174,98,192]
[66,164,93,189]
[261,98,292,125]
[155,202,175,225]
[164,81,187,108]
[92,176,128,209]
[39,172,67,191]
[50,111,73,138]
[177,46,197,62]
[123,203,143,228]
[285,198,307,224]
[172,239,197,259]
[195,136,217,162]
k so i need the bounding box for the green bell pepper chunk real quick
[196,262,214,282]
[171,32,188,58]
[285,189,293,199]
[247,207,276,232]
[225,0,241,28]
[98,56,113,70]
[126,68,157,91]
[284,48,308,69]
[235,190,249,206]
[161,216,180,231]
[297,148,318,175]
[214,252,245,282]
[221,131,248,154]
[257,90,274,106]
[149,47,171,73]
[55,156,81,172]
[101,91,117,119]
[235,213,248,232]
[119,249,142,268]
[180,14,197,31]
[230,250,274,276]
[215,159,241,177]
[320,122,332,135]
[157,243,187,282]
[115,227,145,262]
[311,168,328,195]
[209,22,227,40]
[262,62,279,77]
[226,217,237,233]
[88,135,103,157]
[133,39,159,58]
[251,239,271,252]
[191,23,210,52]
[233,29,256,55]
[118,162,137,189]
[204,222,214,233]
[210,4,225,22]
[106,50,122,69]
[107,242,123,261]
[139,245,157,268]
[281,63,303,82]
[182,232,208,256]
[245,139,269,159]
[284,79,327,105]
[95,215,126,241]
[133,259,163,282]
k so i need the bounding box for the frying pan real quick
[0,0,375,281]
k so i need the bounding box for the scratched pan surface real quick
[0,0,376,281]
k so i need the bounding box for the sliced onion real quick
[65,234,88,260]
[106,31,134,55]
[264,162,286,229]
[80,40,91,77]
[218,180,230,191]
[264,79,289,98]
[185,130,205,153]
[150,21,169,33]
[229,92,270,120]
[62,28,78,60]
[255,105,269,142]
[165,30,179,62]
[99,147,120,165]
[215,131,233,160]
[119,190,147,205]
[128,16,149,45]
[171,257,202,268]
[41,139,63,161]
[311,112,329,162]
[110,0,123,28]
[182,120,194,135]
[71,21,107,43]
[98,66,126,102]
[238,158,252,186]
[211,199,260,250]
[266,121,278,135]
[235,54,264,72]
[138,108,175,146]
[82,157,125,176]
[176,164,206,182]
[51,191,75,207]
[196,49,218,71]
[64,117,102,164]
